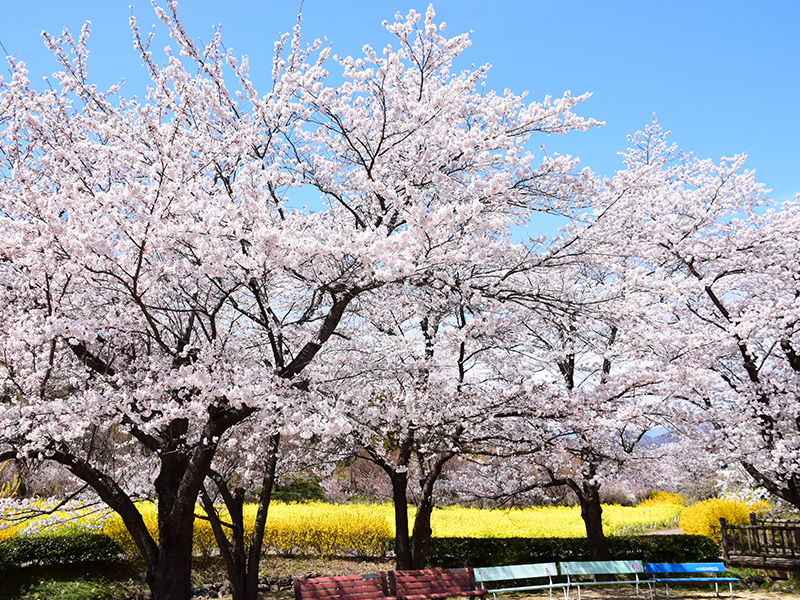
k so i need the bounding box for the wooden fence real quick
[720,513,800,575]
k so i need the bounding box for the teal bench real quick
[473,563,566,600]
[644,563,738,598]
[559,560,644,599]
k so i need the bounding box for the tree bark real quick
[410,451,456,569]
[391,469,413,570]
[201,433,281,600]
[244,433,281,600]
[410,489,433,570]
[149,435,197,600]
[148,517,195,600]
[572,480,612,563]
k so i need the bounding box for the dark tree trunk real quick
[410,451,456,569]
[149,449,198,600]
[391,469,413,570]
[572,481,611,563]
[201,483,246,600]
[149,520,195,600]
[410,492,434,570]
[244,433,280,600]
[360,435,415,570]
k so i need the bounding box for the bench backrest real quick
[473,563,558,584]
[644,563,727,574]
[295,573,389,600]
[559,560,643,576]
[389,568,475,597]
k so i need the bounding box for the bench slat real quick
[643,562,739,599]
[645,562,727,574]
[560,560,643,575]
[558,560,644,600]
[295,573,392,600]
[389,568,486,600]
[474,563,558,581]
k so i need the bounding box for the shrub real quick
[426,535,720,567]
[102,500,393,559]
[679,497,771,542]
[0,532,122,569]
[255,501,393,558]
[102,504,158,558]
[638,491,687,507]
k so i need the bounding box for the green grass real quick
[0,562,145,600]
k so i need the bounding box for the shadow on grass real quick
[0,560,145,600]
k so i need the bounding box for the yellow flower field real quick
[427,503,683,538]
[2,498,684,558]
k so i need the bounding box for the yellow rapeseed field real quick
[427,503,683,538]
[2,497,684,558]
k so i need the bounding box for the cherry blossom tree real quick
[484,284,678,559]
[0,5,347,599]
[268,4,599,570]
[0,3,599,597]
[430,153,712,559]
[308,279,529,569]
[587,120,800,511]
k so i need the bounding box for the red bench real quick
[388,568,487,600]
[295,573,394,600]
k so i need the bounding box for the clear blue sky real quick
[1,0,798,205]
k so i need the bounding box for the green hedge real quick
[427,535,720,568]
[0,533,123,569]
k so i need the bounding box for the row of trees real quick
[1,4,798,600]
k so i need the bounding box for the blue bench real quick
[644,563,739,598]
[559,560,645,599]
[473,563,567,600]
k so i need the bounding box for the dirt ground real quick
[244,584,800,600]
[247,589,800,600]
[189,557,800,600]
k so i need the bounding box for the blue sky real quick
[1,0,798,211]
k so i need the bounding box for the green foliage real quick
[0,533,122,569]
[426,535,720,568]
[271,478,327,503]
[18,578,113,600]
[0,561,144,600]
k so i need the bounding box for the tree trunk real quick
[244,433,281,600]
[574,481,611,562]
[410,452,455,569]
[148,521,195,600]
[150,449,197,600]
[201,433,281,600]
[391,470,413,570]
[410,493,434,569]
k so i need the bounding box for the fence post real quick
[750,512,758,526]
[720,518,730,563]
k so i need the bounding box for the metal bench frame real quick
[474,562,567,600]
[559,560,645,600]
[644,562,739,599]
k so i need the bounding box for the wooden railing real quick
[720,513,800,572]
